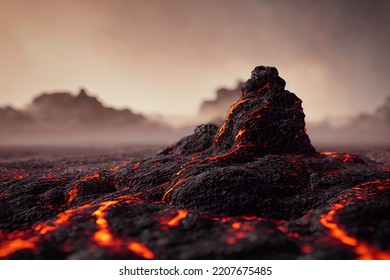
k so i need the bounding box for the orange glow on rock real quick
[232,221,241,230]
[0,238,37,258]
[132,162,141,170]
[225,99,248,121]
[320,180,390,259]
[67,188,79,204]
[320,152,356,163]
[81,173,100,180]
[92,201,118,247]
[213,123,226,145]
[301,244,313,254]
[93,229,114,246]
[235,129,246,141]
[167,210,188,227]
[90,200,156,259]
[224,219,258,245]
[226,236,236,245]
[109,165,120,172]
[342,154,352,163]
[162,178,187,201]
[127,242,155,259]
[0,210,74,258]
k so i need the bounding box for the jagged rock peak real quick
[240,66,286,95]
[209,65,316,157]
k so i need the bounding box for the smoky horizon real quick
[1,0,390,122]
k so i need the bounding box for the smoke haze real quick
[1,0,390,122]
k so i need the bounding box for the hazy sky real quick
[1,0,389,121]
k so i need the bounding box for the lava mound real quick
[0,66,389,260]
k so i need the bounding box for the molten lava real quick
[320,180,390,259]
[1,66,389,260]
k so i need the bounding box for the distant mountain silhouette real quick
[198,81,243,122]
[25,88,146,126]
[0,106,32,124]
[0,88,183,145]
[308,96,390,147]
[351,96,390,127]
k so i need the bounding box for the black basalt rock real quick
[159,123,219,156]
[208,65,316,159]
[1,66,389,260]
[155,66,318,214]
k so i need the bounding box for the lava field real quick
[0,66,389,260]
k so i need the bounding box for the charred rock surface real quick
[0,66,389,260]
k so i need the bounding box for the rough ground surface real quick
[1,66,389,259]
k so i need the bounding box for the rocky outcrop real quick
[1,66,389,260]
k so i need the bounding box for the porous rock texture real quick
[0,66,389,260]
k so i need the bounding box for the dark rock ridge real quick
[0,66,389,260]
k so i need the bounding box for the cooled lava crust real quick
[1,66,389,259]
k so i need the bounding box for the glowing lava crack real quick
[0,66,389,259]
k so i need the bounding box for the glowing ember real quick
[224,220,256,245]
[301,244,313,254]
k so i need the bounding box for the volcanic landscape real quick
[0,66,389,260]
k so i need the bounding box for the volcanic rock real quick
[0,66,389,260]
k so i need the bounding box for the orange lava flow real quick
[91,200,155,259]
[66,188,79,204]
[320,204,358,247]
[213,124,226,144]
[235,129,246,141]
[92,201,118,247]
[81,173,100,180]
[109,165,120,172]
[127,242,155,259]
[162,178,187,201]
[132,161,141,170]
[256,82,270,94]
[206,143,255,162]
[225,99,248,121]
[35,210,74,235]
[0,210,74,258]
[0,238,37,258]
[167,210,188,227]
[320,152,355,163]
[320,180,390,259]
